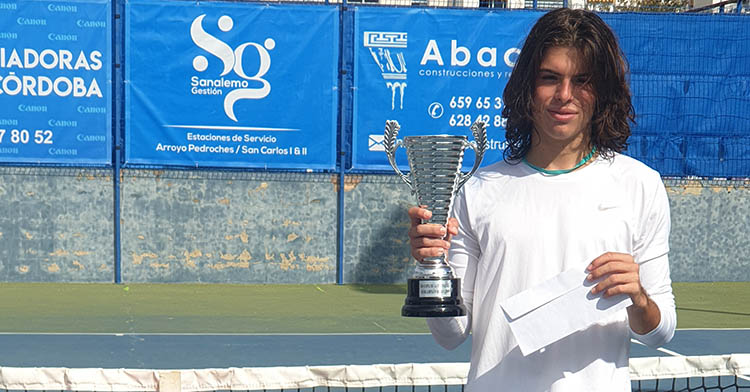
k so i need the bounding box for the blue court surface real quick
[1,329,748,369]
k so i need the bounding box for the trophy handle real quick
[458,120,488,188]
[384,120,412,189]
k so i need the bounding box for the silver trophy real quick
[384,120,487,317]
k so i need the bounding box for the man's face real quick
[531,46,596,148]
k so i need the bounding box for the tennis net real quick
[1,355,749,392]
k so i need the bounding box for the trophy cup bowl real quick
[384,120,487,317]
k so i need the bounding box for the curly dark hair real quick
[501,8,635,162]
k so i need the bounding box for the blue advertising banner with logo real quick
[353,8,542,171]
[125,0,339,170]
[0,0,111,165]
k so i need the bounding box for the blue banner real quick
[125,0,339,170]
[0,0,111,165]
[353,8,542,171]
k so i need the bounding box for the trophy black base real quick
[402,277,467,318]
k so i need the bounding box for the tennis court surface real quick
[0,283,748,391]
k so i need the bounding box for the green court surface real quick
[0,282,747,333]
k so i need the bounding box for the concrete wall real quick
[120,170,338,283]
[0,168,747,283]
[342,175,415,284]
[665,179,750,282]
[0,167,114,282]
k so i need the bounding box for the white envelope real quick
[368,134,385,151]
[500,267,632,356]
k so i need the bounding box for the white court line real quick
[675,328,750,331]
[631,339,685,357]
[3,327,747,336]
[0,332,434,336]
[1,327,748,336]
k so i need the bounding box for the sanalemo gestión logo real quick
[189,14,275,122]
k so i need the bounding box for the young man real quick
[408,8,676,391]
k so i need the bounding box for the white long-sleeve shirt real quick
[427,154,676,392]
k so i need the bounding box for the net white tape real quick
[2,355,749,392]
[0,362,471,392]
[629,354,750,381]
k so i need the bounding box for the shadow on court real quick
[678,307,750,317]
[350,284,408,294]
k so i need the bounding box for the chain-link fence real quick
[263,0,747,13]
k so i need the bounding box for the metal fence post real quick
[113,0,124,284]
